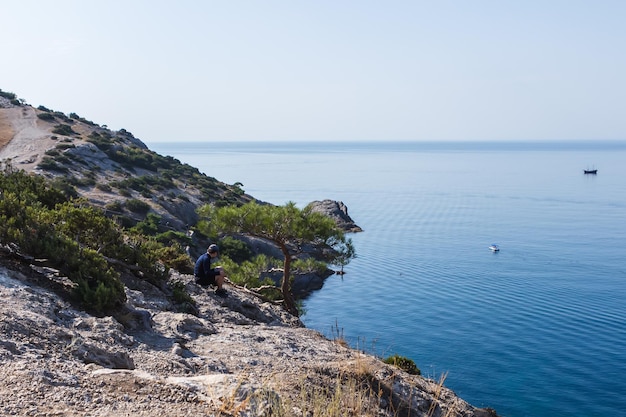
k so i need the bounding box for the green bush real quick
[52,112,71,123]
[117,234,169,284]
[0,168,191,313]
[383,354,421,375]
[170,280,196,307]
[125,198,150,214]
[0,89,17,100]
[156,230,191,247]
[158,244,193,274]
[69,247,126,314]
[131,212,161,235]
[106,146,160,171]
[37,112,56,121]
[86,132,113,151]
[56,143,75,150]
[68,176,96,187]
[52,124,77,136]
[0,180,126,313]
[0,167,67,208]
[219,236,253,263]
[50,178,79,200]
[38,157,69,172]
[96,183,112,192]
[104,200,123,213]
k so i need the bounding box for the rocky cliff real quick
[0,93,498,416]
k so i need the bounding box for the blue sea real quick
[151,140,626,417]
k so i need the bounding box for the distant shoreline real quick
[149,139,626,154]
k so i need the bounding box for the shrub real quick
[383,354,421,375]
[158,244,193,274]
[131,212,160,235]
[67,176,96,187]
[96,183,112,192]
[49,178,79,200]
[0,89,17,100]
[0,169,191,313]
[38,157,68,172]
[51,154,71,165]
[219,236,253,263]
[37,112,55,121]
[51,124,77,136]
[170,280,196,309]
[104,200,123,213]
[87,132,113,151]
[55,143,75,150]
[0,172,127,313]
[118,235,169,284]
[125,198,150,214]
[70,247,126,314]
[106,146,161,172]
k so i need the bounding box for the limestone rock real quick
[307,199,363,232]
[0,262,499,417]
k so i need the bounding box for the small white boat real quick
[489,244,500,252]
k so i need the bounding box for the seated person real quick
[194,244,227,297]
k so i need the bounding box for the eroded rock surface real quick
[0,264,497,417]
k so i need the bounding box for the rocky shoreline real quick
[1,97,499,416]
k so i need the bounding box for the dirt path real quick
[0,107,54,168]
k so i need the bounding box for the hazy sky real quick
[2,1,625,143]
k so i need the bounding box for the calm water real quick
[151,141,626,417]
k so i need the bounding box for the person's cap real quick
[208,244,219,253]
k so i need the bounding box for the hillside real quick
[1,92,499,416]
[0,94,253,234]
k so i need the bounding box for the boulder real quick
[307,199,363,233]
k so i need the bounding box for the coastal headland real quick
[0,93,498,416]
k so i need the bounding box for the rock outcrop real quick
[0,259,498,417]
[308,199,363,233]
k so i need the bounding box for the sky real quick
[1,1,625,144]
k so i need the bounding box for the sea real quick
[151,140,626,417]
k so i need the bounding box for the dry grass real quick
[0,111,14,148]
[427,372,456,417]
[210,354,461,417]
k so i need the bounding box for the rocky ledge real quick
[0,257,498,417]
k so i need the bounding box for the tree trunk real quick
[279,243,298,316]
